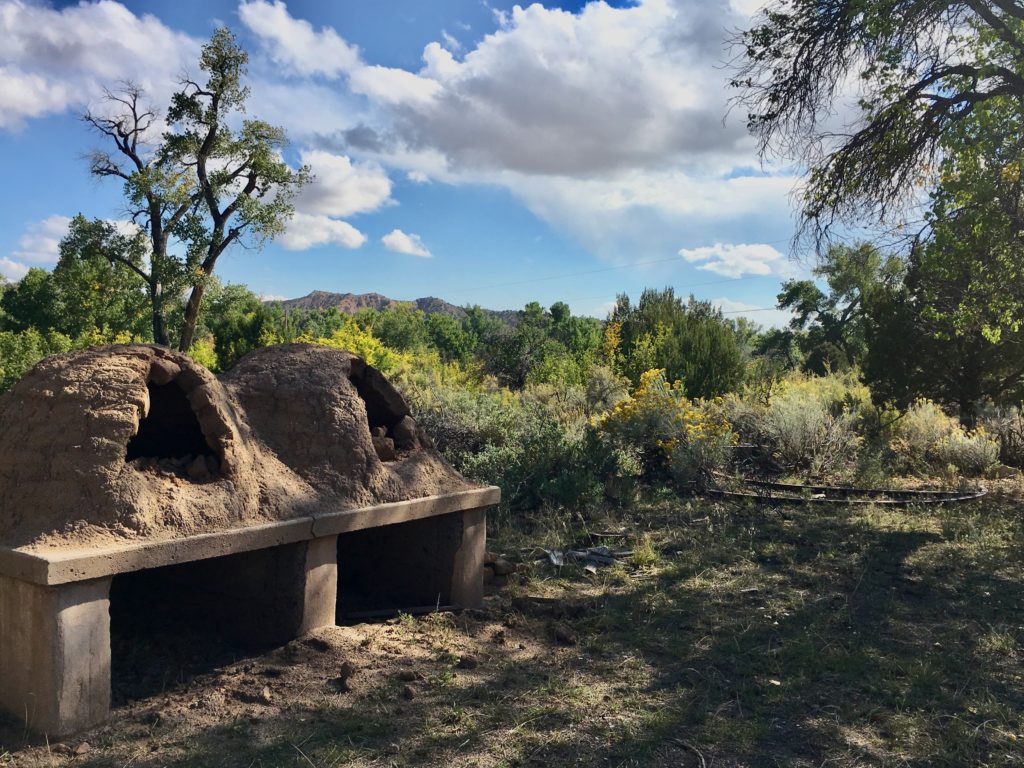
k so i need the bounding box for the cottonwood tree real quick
[732,0,1024,244]
[85,28,308,350]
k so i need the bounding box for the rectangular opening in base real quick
[336,513,464,620]
[108,543,309,703]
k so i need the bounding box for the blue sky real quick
[0,0,803,324]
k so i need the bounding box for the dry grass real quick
[2,489,1022,767]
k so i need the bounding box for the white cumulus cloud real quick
[242,0,755,176]
[0,0,199,129]
[279,213,366,251]
[0,258,29,281]
[679,242,787,278]
[237,0,360,78]
[295,150,393,218]
[13,214,72,264]
[382,229,431,258]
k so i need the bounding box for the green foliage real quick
[778,242,902,374]
[426,313,476,364]
[724,371,871,477]
[611,289,745,398]
[0,329,72,393]
[302,318,409,375]
[355,304,430,352]
[1,218,151,341]
[413,384,614,513]
[199,282,268,370]
[734,0,1024,244]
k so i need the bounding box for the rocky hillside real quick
[269,291,518,324]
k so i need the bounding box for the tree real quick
[777,242,903,373]
[426,313,476,364]
[863,247,1024,422]
[733,0,1024,244]
[85,28,308,351]
[919,90,1024,342]
[356,304,430,351]
[611,289,746,398]
[1,218,152,339]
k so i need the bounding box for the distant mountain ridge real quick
[268,290,519,324]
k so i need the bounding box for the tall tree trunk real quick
[151,281,169,347]
[177,283,206,353]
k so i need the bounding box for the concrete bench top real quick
[0,486,500,586]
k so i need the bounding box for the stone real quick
[491,558,516,576]
[373,436,397,462]
[187,455,211,481]
[553,624,577,646]
[392,416,420,450]
[147,359,180,386]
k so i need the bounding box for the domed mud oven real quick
[0,345,497,737]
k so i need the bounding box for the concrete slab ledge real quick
[0,486,500,586]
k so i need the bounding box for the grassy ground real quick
[2,488,1022,767]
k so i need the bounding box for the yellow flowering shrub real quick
[299,318,409,375]
[597,369,734,487]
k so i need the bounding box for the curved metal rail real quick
[708,472,986,506]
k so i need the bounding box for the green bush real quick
[413,384,617,514]
[892,400,998,477]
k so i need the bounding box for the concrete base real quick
[0,489,496,737]
[337,508,485,616]
[0,574,111,738]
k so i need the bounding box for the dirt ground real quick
[1,490,1022,767]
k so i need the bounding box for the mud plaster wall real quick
[0,344,472,550]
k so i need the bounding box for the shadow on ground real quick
[1,496,1022,767]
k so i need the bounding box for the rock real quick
[74,742,92,756]
[148,358,181,386]
[392,416,420,450]
[492,558,516,576]
[304,636,332,653]
[990,464,1020,479]
[456,655,479,670]
[329,675,352,693]
[373,435,397,462]
[187,455,211,481]
[553,624,577,646]
[260,686,273,704]
[401,684,416,700]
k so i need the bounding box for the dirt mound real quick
[0,344,471,549]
